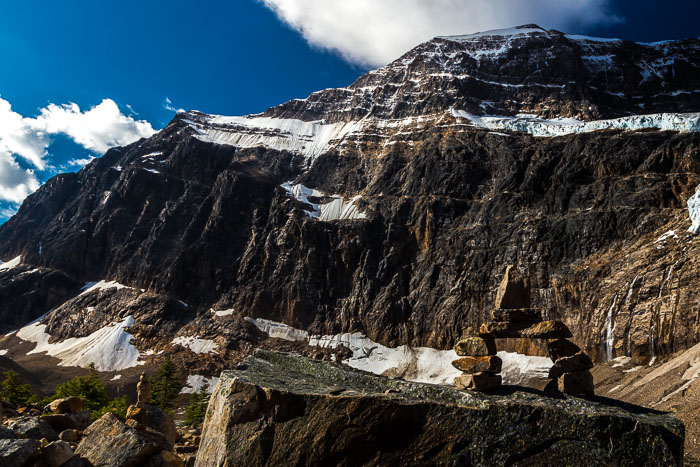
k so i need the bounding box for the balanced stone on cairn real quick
[546,338,581,361]
[454,337,497,357]
[494,265,530,309]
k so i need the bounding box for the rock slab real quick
[195,350,685,466]
[75,412,171,467]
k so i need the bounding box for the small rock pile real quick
[0,396,89,467]
[453,265,595,395]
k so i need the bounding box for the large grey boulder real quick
[7,415,58,441]
[196,350,685,466]
[0,438,41,466]
[75,412,171,467]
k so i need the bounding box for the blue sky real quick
[0,0,698,222]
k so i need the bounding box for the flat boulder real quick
[0,438,41,466]
[548,353,594,379]
[8,415,58,441]
[490,308,541,322]
[194,350,684,466]
[46,397,85,414]
[0,425,16,439]
[451,356,502,374]
[75,412,171,467]
[454,373,502,391]
[558,371,595,395]
[480,320,572,339]
[454,337,497,356]
[547,338,581,361]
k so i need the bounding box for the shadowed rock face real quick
[195,350,685,466]
[0,26,698,369]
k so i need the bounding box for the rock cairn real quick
[453,265,594,395]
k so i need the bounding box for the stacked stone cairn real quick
[453,265,594,395]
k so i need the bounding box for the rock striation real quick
[195,350,685,466]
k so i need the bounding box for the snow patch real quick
[688,185,700,234]
[0,349,7,356]
[111,375,122,381]
[211,308,234,317]
[246,317,552,386]
[180,375,219,394]
[245,317,309,341]
[451,110,700,137]
[80,280,130,296]
[655,230,679,243]
[16,315,142,372]
[172,336,219,354]
[281,182,367,221]
[0,256,21,271]
[194,115,364,163]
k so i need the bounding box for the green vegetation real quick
[150,357,182,414]
[43,362,130,420]
[184,383,210,426]
[0,370,34,406]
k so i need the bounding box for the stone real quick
[46,397,84,414]
[138,372,152,404]
[548,353,594,379]
[75,412,171,467]
[481,320,573,339]
[0,425,17,439]
[127,402,178,445]
[194,350,683,466]
[8,415,58,441]
[490,308,541,322]
[454,337,497,357]
[522,321,573,339]
[546,338,581,362]
[494,265,530,309]
[42,440,75,467]
[451,356,502,374]
[543,379,559,393]
[0,438,41,467]
[59,429,80,442]
[454,373,502,391]
[42,411,91,432]
[558,370,595,396]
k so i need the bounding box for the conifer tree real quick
[53,362,110,418]
[184,383,210,426]
[0,370,34,406]
[150,357,182,413]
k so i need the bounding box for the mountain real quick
[0,25,698,412]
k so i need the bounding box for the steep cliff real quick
[0,25,698,379]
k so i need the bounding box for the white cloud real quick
[0,97,156,205]
[164,97,185,114]
[0,149,40,204]
[260,0,621,67]
[67,156,97,168]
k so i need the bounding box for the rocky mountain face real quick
[0,24,698,388]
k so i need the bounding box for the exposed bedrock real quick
[195,350,684,466]
[0,124,698,364]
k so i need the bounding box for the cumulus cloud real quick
[0,96,156,205]
[260,0,621,67]
[0,149,40,204]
